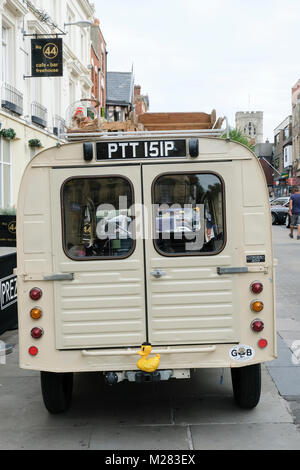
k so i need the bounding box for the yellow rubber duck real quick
[137,343,160,373]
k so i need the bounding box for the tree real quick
[222,128,255,152]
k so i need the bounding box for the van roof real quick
[28,132,258,172]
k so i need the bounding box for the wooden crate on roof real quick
[101,121,144,132]
[138,110,223,131]
[101,112,144,132]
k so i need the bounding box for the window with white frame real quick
[0,138,12,209]
[2,25,8,83]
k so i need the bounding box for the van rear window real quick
[153,173,225,256]
[62,176,134,259]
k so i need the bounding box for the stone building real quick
[0,0,94,209]
[235,111,264,145]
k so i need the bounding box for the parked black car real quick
[270,197,290,225]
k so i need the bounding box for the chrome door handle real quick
[150,269,166,278]
[43,273,74,281]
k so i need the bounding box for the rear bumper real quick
[19,342,277,373]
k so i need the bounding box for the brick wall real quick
[90,19,107,113]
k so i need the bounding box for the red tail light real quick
[251,282,263,294]
[251,319,264,332]
[31,327,44,339]
[30,288,42,301]
[28,346,39,356]
[258,338,268,348]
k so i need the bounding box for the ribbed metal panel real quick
[55,261,146,349]
[147,259,238,345]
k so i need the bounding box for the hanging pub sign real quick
[31,38,63,77]
[0,215,16,247]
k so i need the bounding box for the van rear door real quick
[142,162,241,346]
[50,165,147,350]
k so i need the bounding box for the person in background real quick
[289,186,300,239]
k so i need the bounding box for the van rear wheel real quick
[231,364,261,409]
[40,371,73,414]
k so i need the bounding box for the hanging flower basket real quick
[28,138,42,148]
[0,128,16,140]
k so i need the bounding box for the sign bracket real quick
[23,33,66,37]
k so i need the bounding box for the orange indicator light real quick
[30,308,42,320]
[251,300,264,312]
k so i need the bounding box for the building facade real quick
[90,18,106,116]
[255,141,274,196]
[0,0,94,209]
[235,111,264,145]
[273,116,293,197]
[106,71,134,122]
[292,79,300,178]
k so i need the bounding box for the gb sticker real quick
[229,345,255,362]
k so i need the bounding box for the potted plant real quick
[28,138,42,148]
[0,128,16,140]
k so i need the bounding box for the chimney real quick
[134,85,141,97]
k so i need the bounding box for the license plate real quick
[96,139,186,160]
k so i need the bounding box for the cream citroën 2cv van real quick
[16,109,276,413]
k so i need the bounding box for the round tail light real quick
[251,282,263,294]
[30,288,42,301]
[31,327,44,339]
[28,346,38,356]
[258,338,268,349]
[251,300,264,313]
[251,319,264,332]
[30,308,42,320]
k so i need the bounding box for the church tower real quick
[235,111,264,144]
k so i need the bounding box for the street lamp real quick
[64,21,93,29]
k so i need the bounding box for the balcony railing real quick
[31,101,47,128]
[53,115,66,136]
[1,83,23,116]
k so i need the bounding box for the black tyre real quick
[40,371,73,414]
[231,364,261,409]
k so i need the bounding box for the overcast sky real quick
[94,0,300,141]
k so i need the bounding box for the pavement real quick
[0,225,300,450]
[266,224,300,426]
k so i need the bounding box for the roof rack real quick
[58,117,230,145]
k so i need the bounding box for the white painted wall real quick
[0,0,95,208]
